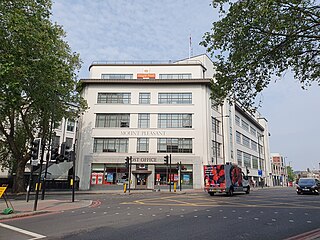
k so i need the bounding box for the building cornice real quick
[80,78,212,85]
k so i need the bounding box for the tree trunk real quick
[12,158,28,193]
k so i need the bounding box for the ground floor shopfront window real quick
[91,163,194,188]
[91,163,127,185]
[154,164,193,186]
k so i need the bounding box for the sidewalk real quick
[0,198,92,221]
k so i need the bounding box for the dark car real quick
[296,178,320,195]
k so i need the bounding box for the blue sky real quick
[51,0,320,171]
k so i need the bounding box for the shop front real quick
[90,160,194,190]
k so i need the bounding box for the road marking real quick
[0,223,46,239]
[289,220,294,223]
[254,218,259,220]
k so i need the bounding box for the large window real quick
[212,141,221,157]
[237,150,243,166]
[236,131,241,144]
[137,138,149,153]
[159,74,191,79]
[66,120,75,132]
[158,114,192,128]
[93,138,128,153]
[138,114,150,128]
[96,114,130,128]
[139,93,150,104]
[243,152,251,168]
[212,117,220,134]
[241,120,249,132]
[97,93,131,104]
[101,74,133,79]
[252,156,258,169]
[158,93,192,104]
[242,135,250,148]
[157,138,192,153]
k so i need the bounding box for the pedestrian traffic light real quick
[51,147,59,160]
[164,155,169,165]
[30,138,41,160]
[60,142,66,156]
[125,157,130,169]
[64,146,72,161]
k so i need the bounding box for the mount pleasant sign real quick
[120,130,166,136]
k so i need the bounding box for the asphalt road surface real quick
[1,187,319,240]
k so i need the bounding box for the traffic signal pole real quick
[169,154,172,192]
[33,140,46,211]
[128,156,132,193]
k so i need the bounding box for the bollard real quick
[174,182,177,192]
[123,183,127,193]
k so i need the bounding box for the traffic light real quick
[64,146,72,161]
[60,142,66,156]
[30,138,41,160]
[125,157,130,169]
[51,147,59,160]
[164,155,169,165]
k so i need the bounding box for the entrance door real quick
[136,174,148,189]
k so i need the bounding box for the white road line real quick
[0,223,46,239]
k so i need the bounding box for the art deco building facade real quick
[76,54,272,190]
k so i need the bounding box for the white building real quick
[76,54,271,190]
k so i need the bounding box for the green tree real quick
[287,166,294,182]
[201,0,320,110]
[0,0,86,193]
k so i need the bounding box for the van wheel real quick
[245,187,250,194]
[209,192,215,196]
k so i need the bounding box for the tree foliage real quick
[201,0,320,110]
[0,0,86,192]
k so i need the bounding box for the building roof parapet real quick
[91,59,203,65]
[80,78,211,84]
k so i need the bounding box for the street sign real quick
[0,186,7,198]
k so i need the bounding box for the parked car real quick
[296,178,320,195]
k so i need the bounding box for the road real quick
[0,187,319,240]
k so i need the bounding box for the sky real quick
[51,0,320,171]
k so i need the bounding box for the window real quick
[237,150,242,166]
[212,117,220,134]
[236,131,241,144]
[158,114,192,128]
[138,114,150,128]
[235,115,240,126]
[159,74,191,79]
[243,152,251,168]
[66,120,75,132]
[97,93,131,104]
[157,138,192,153]
[250,126,257,137]
[252,156,258,169]
[158,93,192,104]
[242,135,250,148]
[101,74,133,79]
[96,114,130,128]
[65,137,73,148]
[52,136,60,148]
[139,93,151,104]
[93,138,128,153]
[212,141,221,157]
[137,138,149,153]
[251,141,257,151]
[241,120,249,131]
